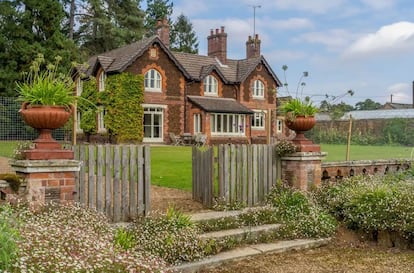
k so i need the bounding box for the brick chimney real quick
[207,26,227,64]
[246,34,261,58]
[156,18,170,48]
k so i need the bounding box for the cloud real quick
[295,29,356,51]
[386,83,411,103]
[270,0,346,14]
[360,0,396,10]
[173,0,210,18]
[343,21,414,59]
[261,17,314,30]
[265,49,307,63]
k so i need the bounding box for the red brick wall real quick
[124,43,186,143]
[321,160,412,183]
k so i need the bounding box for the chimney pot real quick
[210,29,214,35]
[215,28,219,34]
[221,26,225,33]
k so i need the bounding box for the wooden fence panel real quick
[105,145,112,219]
[192,144,280,208]
[74,144,150,222]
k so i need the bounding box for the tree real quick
[144,0,173,36]
[170,14,199,54]
[355,99,382,110]
[76,0,145,55]
[0,0,79,97]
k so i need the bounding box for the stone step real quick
[189,209,245,223]
[199,223,281,242]
[172,238,331,273]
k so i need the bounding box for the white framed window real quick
[143,105,164,142]
[98,72,106,92]
[203,75,218,96]
[194,113,201,134]
[252,110,266,129]
[76,77,83,96]
[97,107,106,132]
[277,119,283,133]
[144,69,162,92]
[210,113,246,136]
[252,79,264,98]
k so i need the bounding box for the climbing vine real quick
[78,77,98,137]
[101,73,144,143]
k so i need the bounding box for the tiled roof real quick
[85,36,190,78]
[85,35,282,87]
[188,96,254,114]
[173,52,282,85]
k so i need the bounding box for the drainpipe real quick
[184,80,195,133]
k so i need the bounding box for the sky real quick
[155,0,414,106]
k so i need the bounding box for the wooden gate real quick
[192,144,281,208]
[74,144,150,222]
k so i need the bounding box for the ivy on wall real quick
[78,73,144,143]
[79,78,98,137]
[101,73,144,143]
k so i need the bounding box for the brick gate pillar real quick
[11,160,81,207]
[281,152,326,191]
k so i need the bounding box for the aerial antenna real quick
[251,4,261,38]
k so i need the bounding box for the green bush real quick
[266,183,337,238]
[10,202,168,272]
[132,207,212,264]
[314,173,414,240]
[0,204,19,272]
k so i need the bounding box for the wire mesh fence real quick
[0,96,72,141]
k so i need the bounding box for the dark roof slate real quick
[86,35,282,87]
[188,96,254,114]
[86,36,190,78]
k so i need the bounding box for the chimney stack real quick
[207,26,227,64]
[156,18,170,48]
[246,34,261,58]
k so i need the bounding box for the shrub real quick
[266,183,337,238]
[275,140,297,156]
[314,172,414,241]
[11,202,169,273]
[0,204,20,272]
[132,207,213,265]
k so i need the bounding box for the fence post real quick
[11,159,81,207]
[281,152,327,190]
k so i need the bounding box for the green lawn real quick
[321,144,413,161]
[0,141,18,158]
[1,142,412,191]
[150,146,193,191]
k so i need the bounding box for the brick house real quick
[78,19,282,145]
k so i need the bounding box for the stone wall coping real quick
[322,158,414,168]
[282,152,327,161]
[0,180,9,188]
[11,160,81,173]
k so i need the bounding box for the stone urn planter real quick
[19,102,73,159]
[285,115,320,152]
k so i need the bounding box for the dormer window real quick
[144,69,162,92]
[253,80,264,98]
[204,75,218,96]
[98,71,106,92]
